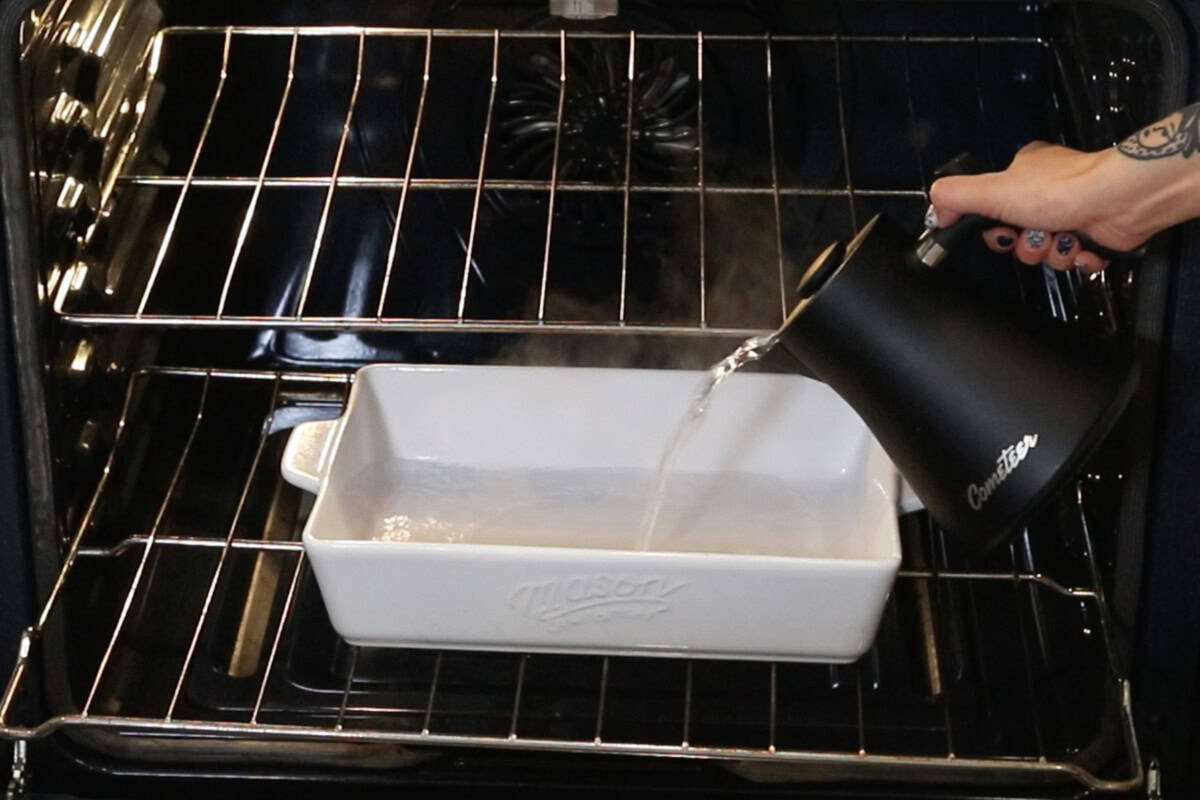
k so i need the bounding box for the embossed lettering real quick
[508,574,689,631]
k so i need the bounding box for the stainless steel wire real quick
[0,367,1143,793]
[53,26,1050,333]
[134,29,231,317]
[377,31,432,320]
[536,32,568,323]
[617,32,635,324]
[456,29,500,321]
[217,33,298,318]
[295,32,366,317]
[82,374,212,715]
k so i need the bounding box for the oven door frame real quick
[0,0,1194,797]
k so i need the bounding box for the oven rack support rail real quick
[43,25,1059,336]
[0,367,1143,792]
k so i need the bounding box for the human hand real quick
[928,105,1200,272]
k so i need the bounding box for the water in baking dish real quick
[635,332,780,551]
[337,461,870,559]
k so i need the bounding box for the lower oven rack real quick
[0,367,1142,793]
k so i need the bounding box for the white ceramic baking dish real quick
[281,364,904,662]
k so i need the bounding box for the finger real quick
[924,204,962,229]
[982,226,1018,252]
[929,144,1056,228]
[929,175,1005,223]
[1014,139,1052,156]
[1072,252,1109,274]
[1045,232,1080,270]
[1014,228,1051,266]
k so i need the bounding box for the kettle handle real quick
[915,153,1145,267]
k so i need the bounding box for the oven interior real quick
[0,0,1186,795]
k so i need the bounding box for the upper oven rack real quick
[45,25,1050,335]
[0,366,1142,792]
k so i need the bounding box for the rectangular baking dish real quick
[281,364,902,662]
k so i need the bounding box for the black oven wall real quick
[0,204,35,714]
[1137,107,1200,800]
[1131,2,1200,795]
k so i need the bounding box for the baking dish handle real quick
[898,477,924,515]
[281,418,340,494]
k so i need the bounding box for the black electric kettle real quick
[777,202,1140,553]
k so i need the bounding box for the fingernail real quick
[996,234,1014,247]
[1073,260,1088,270]
[924,205,939,229]
[1025,229,1047,248]
[1056,234,1074,255]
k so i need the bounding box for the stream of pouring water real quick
[635,331,783,551]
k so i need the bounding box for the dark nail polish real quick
[1056,234,1074,255]
[1025,229,1047,248]
[996,234,1014,247]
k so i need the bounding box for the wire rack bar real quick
[165,377,282,720]
[55,315,776,335]
[251,550,306,724]
[100,32,163,210]
[923,517,956,756]
[767,661,777,752]
[901,34,928,197]
[681,660,694,747]
[536,32,568,322]
[832,35,857,233]
[1010,537,1048,760]
[618,32,635,324]
[377,30,432,320]
[0,367,1142,792]
[509,654,529,739]
[295,32,365,317]
[157,26,1047,45]
[65,534,1101,597]
[82,375,211,715]
[0,708,1137,785]
[594,655,610,743]
[763,36,788,323]
[421,652,442,735]
[696,32,707,328]
[456,29,500,321]
[972,36,997,170]
[76,536,307,557]
[854,665,866,755]
[113,176,929,195]
[216,33,298,318]
[908,523,943,699]
[335,647,359,732]
[0,374,141,722]
[134,29,231,317]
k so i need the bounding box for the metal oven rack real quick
[44,25,1064,336]
[0,367,1143,792]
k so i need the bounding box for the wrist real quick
[1091,145,1200,247]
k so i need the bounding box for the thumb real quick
[929,173,1011,221]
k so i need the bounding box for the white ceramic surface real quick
[281,364,903,662]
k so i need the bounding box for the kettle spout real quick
[795,240,844,300]
[794,214,883,303]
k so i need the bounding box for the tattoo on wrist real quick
[1118,102,1200,160]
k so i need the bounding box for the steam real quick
[490,191,804,371]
